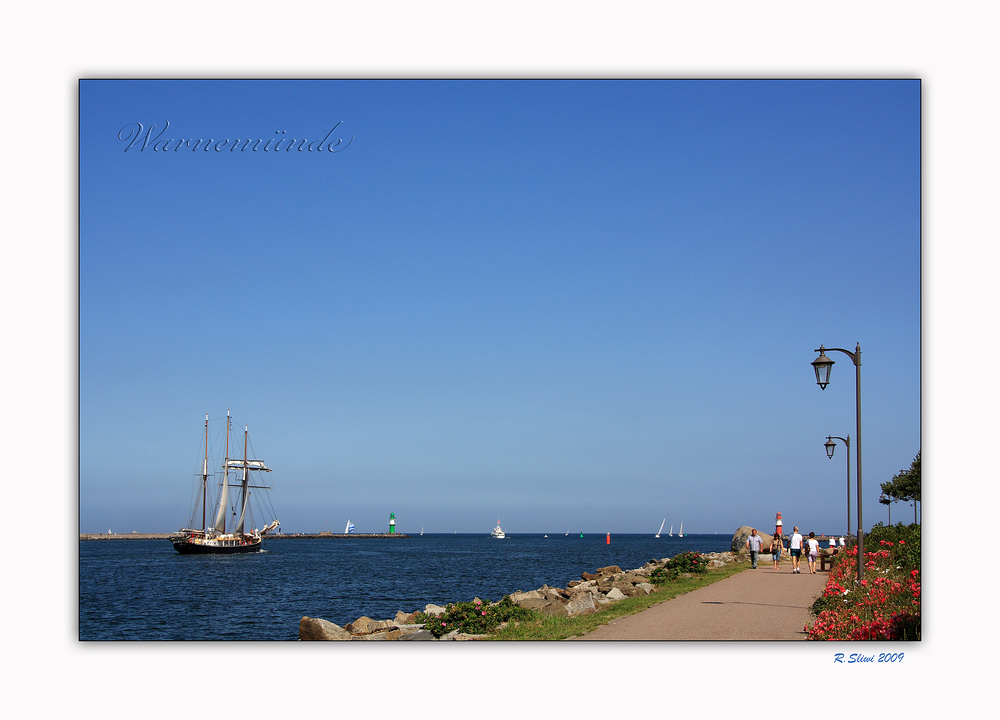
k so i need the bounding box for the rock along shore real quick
[299,549,741,641]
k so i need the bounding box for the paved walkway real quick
[568,559,828,641]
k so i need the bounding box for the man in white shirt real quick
[789,527,804,574]
[746,528,764,569]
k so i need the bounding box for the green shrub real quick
[865,522,921,572]
[413,596,538,638]
[649,551,707,583]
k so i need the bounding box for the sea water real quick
[79,533,732,640]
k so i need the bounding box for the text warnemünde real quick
[118,121,353,153]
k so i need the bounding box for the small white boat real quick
[669,524,673,536]
[420,527,424,536]
[655,518,665,538]
[679,522,684,537]
[491,519,506,539]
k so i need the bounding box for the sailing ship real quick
[345,520,355,534]
[655,518,665,538]
[669,524,673,537]
[678,522,684,538]
[491,519,506,539]
[170,411,279,554]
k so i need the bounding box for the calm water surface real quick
[79,533,732,641]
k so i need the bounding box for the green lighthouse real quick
[389,512,396,534]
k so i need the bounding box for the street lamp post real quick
[824,434,851,537]
[811,343,864,582]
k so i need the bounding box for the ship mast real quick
[238,424,250,536]
[202,413,208,532]
[213,410,231,533]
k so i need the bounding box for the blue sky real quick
[79,79,920,536]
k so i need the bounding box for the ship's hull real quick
[170,536,262,554]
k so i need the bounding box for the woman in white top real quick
[806,531,821,574]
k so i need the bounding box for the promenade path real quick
[568,560,828,641]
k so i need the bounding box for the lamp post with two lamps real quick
[811,344,864,582]
[823,434,851,538]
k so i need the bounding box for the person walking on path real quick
[746,528,763,569]
[789,526,804,573]
[769,532,783,569]
[568,559,827,641]
[806,532,821,574]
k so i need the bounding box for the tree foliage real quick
[880,451,920,504]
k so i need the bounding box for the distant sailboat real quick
[420,527,424,536]
[678,522,684,537]
[655,518,665,538]
[345,519,355,534]
[669,524,673,537]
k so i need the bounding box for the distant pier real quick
[267,533,410,539]
[80,532,410,541]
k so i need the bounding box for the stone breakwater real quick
[80,533,171,540]
[299,550,739,641]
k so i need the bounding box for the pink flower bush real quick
[805,525,920,641]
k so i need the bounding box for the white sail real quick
[235,469,249,533]
[656,518,665,537]
[224,459,271,471]
[213,466,229,532]
[213,411,232,533]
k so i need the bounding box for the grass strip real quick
[489,561,749,641]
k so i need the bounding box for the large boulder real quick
[565,591,597,616]
[509,590,543,603]
[346,616,377,634]
[537,585,567,601]
[299,616,351,641]
[731,526,775,555]
[605,587,627,601]
[350,628,403,641]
